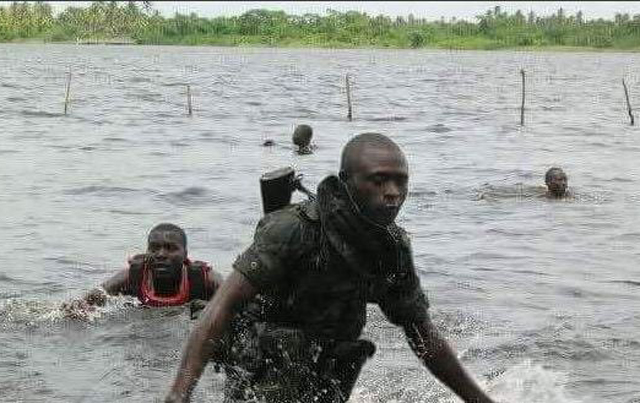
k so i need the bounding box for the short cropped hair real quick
[545,167,565,184]
[148,223,187,249]
[340,132,403,176]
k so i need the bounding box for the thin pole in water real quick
[346,73,353,121]
[623,78,634,126]
[186,84,193,116]
[64,70,72,115]
[520,69,525,126]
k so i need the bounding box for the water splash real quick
[347,359,582,403]
[0,295,140,327]
[487,360,583,403]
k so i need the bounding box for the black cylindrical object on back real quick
[260,167,295,214]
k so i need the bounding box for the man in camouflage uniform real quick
[165,133,497,403]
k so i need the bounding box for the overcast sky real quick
[36,1,640,21]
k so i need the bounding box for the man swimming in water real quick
[293,124,314,154]
[63,223,222,316]
[476,167,570,201]
[545,167,568,198]
[164,133,497,403]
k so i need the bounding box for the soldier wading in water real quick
[165,133,498,403]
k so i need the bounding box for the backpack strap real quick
[126,253,147,297]
[187,260,213,301]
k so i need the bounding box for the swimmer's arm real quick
[404,315,497,403]
[100,268,136,296]
[165,271,257,403]
[77,269,136,306]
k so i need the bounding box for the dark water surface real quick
[2,44,640,402]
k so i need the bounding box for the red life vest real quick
[126,254,214,307]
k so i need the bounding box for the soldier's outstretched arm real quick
[165,271,257,403]
[403,314,497,403]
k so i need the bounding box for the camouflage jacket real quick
[232,175,429,342]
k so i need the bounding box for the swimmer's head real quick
[146,223,187,282]
[545,167,568,198]
[293,124,313,150]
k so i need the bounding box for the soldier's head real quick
[339,133,408,225]
[545,167,568,198]
[146,223,187,281]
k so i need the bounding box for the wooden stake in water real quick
[520,69,525,126]
[346,73,353,121]
[64,71,72,115]
[623,78,635,126]
[186,84,193,116]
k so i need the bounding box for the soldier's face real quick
[146,230,186,280]
[347,146,409,225]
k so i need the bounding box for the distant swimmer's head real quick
[293,124,313,154]
[293,124,313,148]
[146,223,187,281]
[339,132,408,226]
[545,167,568,198]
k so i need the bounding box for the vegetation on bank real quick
[2,2,640,50]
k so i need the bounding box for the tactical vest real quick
[127,253,213,305]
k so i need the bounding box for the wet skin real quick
[146,230,187,295]
[546,170,568,198]
[342,145,409,226]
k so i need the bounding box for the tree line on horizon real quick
[1,1,640,49]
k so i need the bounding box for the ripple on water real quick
[535,338,610,362]
[64,185,140,196]
[158,186,216,206]
[462,342,530,361]
[78,146,96,151]
[365,115,408,122]
[128,76,152,83]
[102,136,130,143]
[104,208,151,216]
[425,123,452,133]
[608,280,640,288]
[20,110,63,118]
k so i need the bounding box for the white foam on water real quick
[348,359,584,403]
[348,376,451,403]
[349,387,390,403]
[0,294,140,326]
[486,359,584,403]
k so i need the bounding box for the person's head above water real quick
[293,124,313,148]
[146,223,187,283]
[339,132,409,226]
[545,167,568,198]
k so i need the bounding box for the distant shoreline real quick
[3,38,640,53]
[4,4,640,54]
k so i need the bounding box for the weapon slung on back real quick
[260,167,316,215]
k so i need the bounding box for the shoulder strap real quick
[187,261,212,300]
[127,253,147,296]
[297,200,319,223]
